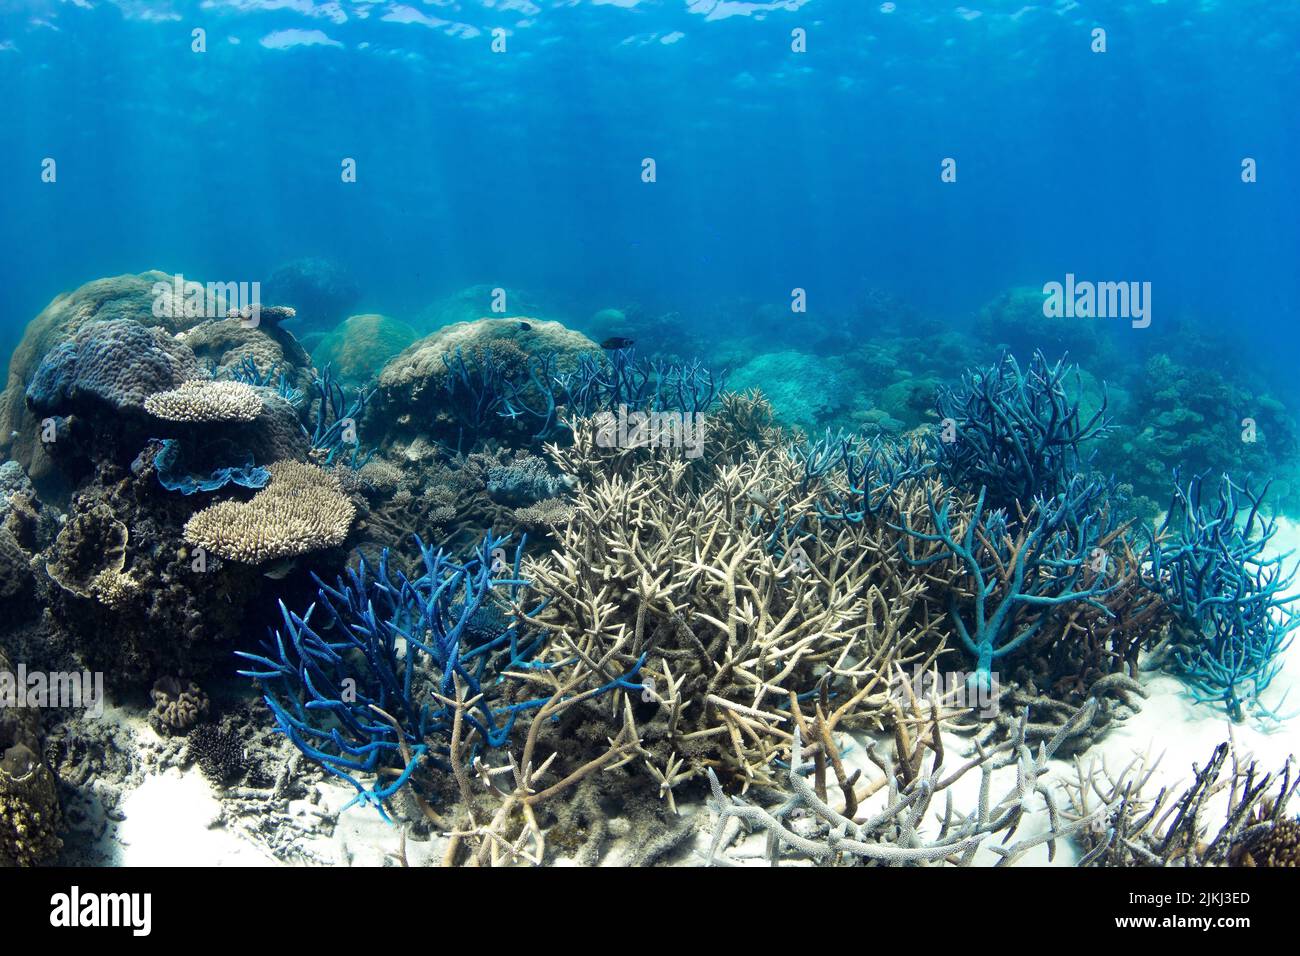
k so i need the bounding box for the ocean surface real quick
[1,0,1297,401]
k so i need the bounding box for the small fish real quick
[517,321,532,331]
[262,558,298,580]
[601,336,635,351]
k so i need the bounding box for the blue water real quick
[1,0,1297,386]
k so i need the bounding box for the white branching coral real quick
[182,460,355,564]
[144,379,264,423]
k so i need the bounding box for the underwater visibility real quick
[2,0,1300,882]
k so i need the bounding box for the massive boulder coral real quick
[183,460,356,564]
[26,318,200,413]
[369,317,597,447]
[311,313,418,385]
[1,272,184,470]
[179,313,312,381]
[263,257,360,331]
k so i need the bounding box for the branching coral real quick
[1066,739,1299,866]
[304,364,375,468]
[894,477,1121,695]
[935,350,1110,511]
[1143,472,1299,721]
[705,699,1108,866]
[228,356,304,406]
[526,415,947,792]
[237,534,641,820]
[503,347,725,443]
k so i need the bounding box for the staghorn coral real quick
[935,350,1110,512]
[1067,740,1299,867]
[525,415,947,792]
[183,459,356,565]
[1143,472,1298,722]
[705,700,1108,866]
[238,534,638,824]
[144,379,264,423]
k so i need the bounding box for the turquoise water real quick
[1,0,1297,427]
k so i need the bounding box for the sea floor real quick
[69,520,1300,868]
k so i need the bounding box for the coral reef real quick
[370,317,597,448]
[0,646,62,866]
[934,350,1110,511]
[263,257,360,331]
[705,701,1106,866]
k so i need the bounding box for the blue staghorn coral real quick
[502,347,725,442]
[935,350,1110,512]
[1144,472,1299,722]
[236,533,642,818]
[895,476,1120,693]
[304,363,374,468]
[228,356,304,406]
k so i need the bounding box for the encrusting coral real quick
[183,459,356,564]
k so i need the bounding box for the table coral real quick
[144,379,264,423]
[183,460,356,564]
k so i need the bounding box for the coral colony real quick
[0,270,1298,870]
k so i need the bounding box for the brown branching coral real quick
[1065,738,1299,866]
